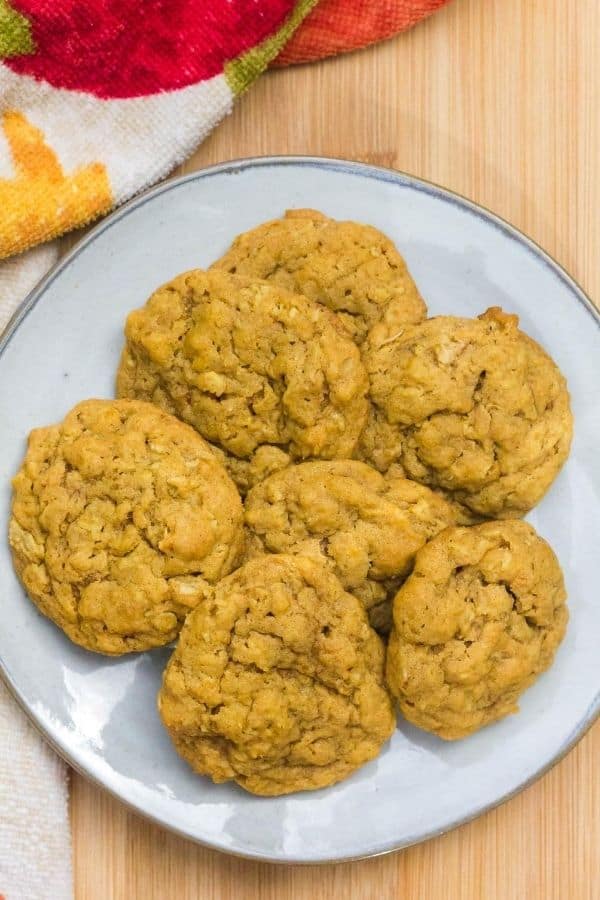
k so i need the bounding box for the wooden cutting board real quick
[66,0,600,896]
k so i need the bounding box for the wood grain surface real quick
[68,0,600,897]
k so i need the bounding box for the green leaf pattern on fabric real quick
[225,0,318,95]
[0,0,34,58]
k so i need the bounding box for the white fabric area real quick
[0,685,72,900]
[0,244,72,900]
[0,242,58,323]
[0,67,233,200]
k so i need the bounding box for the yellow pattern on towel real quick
[0,111,112,257]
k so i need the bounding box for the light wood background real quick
[67,0,600,897]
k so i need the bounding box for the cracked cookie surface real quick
[244,460,458,633]
[386,520,568,739]
[360,307,573,518]
[158,553,395,795]
[117,269,369,493]
[9,399,244,655]
[212,209,426,344]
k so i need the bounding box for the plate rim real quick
[1,154,599,865]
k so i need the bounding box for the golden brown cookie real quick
[244,460,458,633]
[158,553,395,795]
[212,209,426,344]
[117,269,369,493]
[9,399,244,655]
[360,307,573,518]
[386,520,568,739]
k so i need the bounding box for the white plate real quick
[1,158,599,864]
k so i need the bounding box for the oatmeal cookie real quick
[245,460,458,633]
[360,307,573,518]
[158,553,395,795]
[386,520,568,739]
[212,209,426,343]
[117,269,368,493]
[9,399,244,654]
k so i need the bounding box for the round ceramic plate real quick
[1,158,599,864]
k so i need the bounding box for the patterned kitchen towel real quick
[0,0,319,260]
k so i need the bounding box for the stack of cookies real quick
[9,209,572,796]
